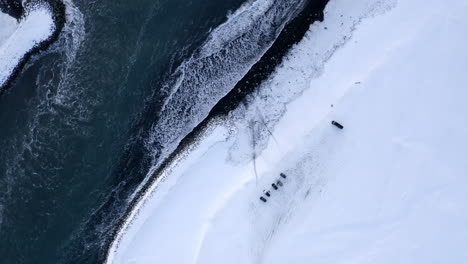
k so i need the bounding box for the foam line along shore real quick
[103,0,329,262]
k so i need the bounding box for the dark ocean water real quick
[0,0,326,263]
[0,0,246,263]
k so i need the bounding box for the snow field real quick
[0,12,18,46]
[107,0,468,263]
[262,0,468,263]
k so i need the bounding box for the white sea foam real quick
[51,0,86,107]
[107,0,311,261]
[133,0,307,200]
[0,4,55,88]
[0,0,86,217]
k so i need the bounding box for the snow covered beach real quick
[0,2,58,90]
[107,0,468,262]
[0,11,17,45]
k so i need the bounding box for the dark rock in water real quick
[0,0,23,20]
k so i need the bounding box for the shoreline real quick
[104,0,468,261]
[102,0,329,262]
[0,0,66,94]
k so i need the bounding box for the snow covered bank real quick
[0,3,56,90]
[107,0,468,263]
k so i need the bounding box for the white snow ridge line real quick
[0,3,55,89]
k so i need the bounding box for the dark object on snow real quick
[280,173,287,179]
[272,183,278,190]
[260,196,267,203]
[277,180,283,187]
[331,120,344,129]
[264,190,271,197]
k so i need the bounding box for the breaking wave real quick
[142,0,308,184]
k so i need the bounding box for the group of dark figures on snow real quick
[259,120,343,203]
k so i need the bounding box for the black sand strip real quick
[102,0,329,262]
